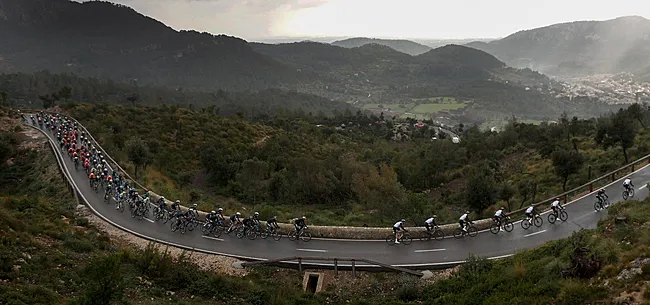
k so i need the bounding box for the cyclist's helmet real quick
[175,200,180,204]
[160,196,165,201]
[254,212,259,216]
[192,203,198,208]
[401,219,406,222]
[249,216,254,219]
[466,211,470,214]
[500,207,505,210]
[211,210,216,214]
[432,215,437,218]
[218,207,223,212]
[272,216,277,219]
[302,216,307,220]
[236,212,241,216]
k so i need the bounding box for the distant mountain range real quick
[331,38,432,55]
[0,0,614,120]
[467,16,650,78]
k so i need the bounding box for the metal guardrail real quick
[25,109,650,234]
[241,256,424,277]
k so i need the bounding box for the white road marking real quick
[639,185,647,190]
[201,236,225,242]
[296,248,328,253]
[414,249,446,253]
[524,230,547,238]
[143,218,155,223]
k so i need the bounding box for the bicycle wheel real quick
[187,219,196,231]
[288,231,298,241]
[623,190,629,200]
[467,226,478,237]
[153,208,161,220]
[489,223,500,234]
[247,229,258,240]
[385,234,396,245]
[594,201,602,212]
[432,230,445,241]
[603,198,610,209]
[503,221,514,232]
[521,219,531,230]
[171,220,179,232]
[236,228,246,239]
[630,188,635,198]
[559,210,568,222]
[533,216,543,227]
[453,228,464,239]
[548,213,557,224]
[272,231,282,241]
[201,223,211,235]
[180,223,187,235]
[260,230,269,239]
[419,232,432,241]
[401,233,412,245]
[118,201,125,212]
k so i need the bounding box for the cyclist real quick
[170,200,181,212]
[525,205,537,225]
[294,216,307,234]
[424,216,437,233]
[157,196,167,214]
[493,207,506,227]
[216,208,225,225]
[459,211,470,232]
[392,219,407,244]
[205,210,219,225]
[228,212,242,232]
[623,178,634,192]
[88,172,96,186]
[243,216,255,230]
[596,189,608,203]
[551,198,564,215]
[267,216,280,232]
[252,212,261,226]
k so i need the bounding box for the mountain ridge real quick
[331,37,432,55]
[467,16,650,77]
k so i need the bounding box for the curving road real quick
[27,118,650,269]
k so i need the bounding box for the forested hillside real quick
[0,71,355,117]
[331,37,433,55]
[62,101,650,226]
[0,0,610,121]
[0,109,648,304]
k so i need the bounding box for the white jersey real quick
[459,213,468,221]
[525,206,534,214]
[551,200,560,208]
[425,218,435,225]
[624,178,631,186]
[393,221,404,228]
[494,210,503,217]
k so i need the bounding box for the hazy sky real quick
[108,0,650,40]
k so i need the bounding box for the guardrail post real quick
[298,258,303,273]
[334,259,338,277]
[351,259,356,278]
[632,164,635,171]
[563,194,568,204]
[589,183,593,193]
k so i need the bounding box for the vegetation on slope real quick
[1,109,649,305]
[331,37,433,55]
[61,100,650,227]
[0,71,355,117]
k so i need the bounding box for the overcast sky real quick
[108,0,650,40]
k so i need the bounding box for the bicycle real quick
[489,217,514,234]
[261,225,282,241]
[548,208,568,223]
[288,227,312,242]
[103,190,111,204]
[622,185,635,200]
[386,230,412,245]
[419,226,445,241]
[453,222,478,239]
[170,216,188,234]
[153,206,170,222]
[115,197,125,212]
[246,224,262,240]
[201,221,223,238]
[521,213,543,230]
[594,196,610,212]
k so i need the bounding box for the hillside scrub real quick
[0,109,647,304]
[58,103,650,227]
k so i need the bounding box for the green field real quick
[362,97,468,119]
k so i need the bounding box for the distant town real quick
[556,73,650,104]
